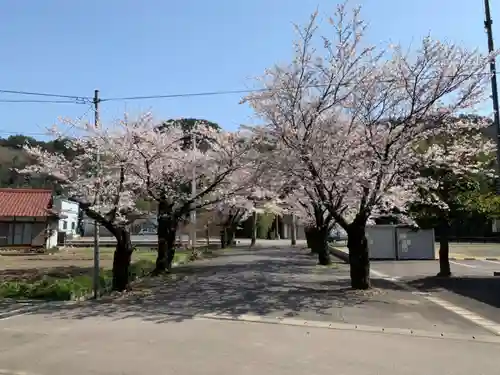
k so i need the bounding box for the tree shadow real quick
[26,248,395,324]
[408,276,500,309]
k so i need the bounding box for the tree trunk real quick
[305,227,315,253]
[291,214,297,246]
[347,224,370,289]
[220,228,227,248]
[310,227,331,265]
[154,216,177,274]
[437,219,452,277]
[226,229,235,247]
[251,211,257,246]
[112,228,133,291]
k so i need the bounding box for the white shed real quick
[366,225,435,260]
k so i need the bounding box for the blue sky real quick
[0,0,496,139]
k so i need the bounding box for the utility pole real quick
[190,131,197,248]
[251,210,257,246]
[275,214,280,240]
[93,89,100,299]
[484,0,500,195]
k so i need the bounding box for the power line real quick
[99,88,270,102]
[0,70,498,105]
[0,130,46,136]
[57,104,95,138]
[0,99,84,104]
[99,73,500,102]
[0,89,91,101]
[0,104,94,138]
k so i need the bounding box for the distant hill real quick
[0,135,71,191]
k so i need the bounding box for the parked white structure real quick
[53,197,80,237]
[365,225,435,260]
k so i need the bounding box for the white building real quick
[53,197,80,237]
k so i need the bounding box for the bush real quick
[129,260,155,279]
[0,260,155,301]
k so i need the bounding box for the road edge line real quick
[370,269,500,336]
[195,312,500,343]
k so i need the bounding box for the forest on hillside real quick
[0,134,74,191]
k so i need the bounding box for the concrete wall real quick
[30,222,48,247]
[82,220,114,237]
[46,221,58,248]
[53,198,79,236]
[280,214,306,240]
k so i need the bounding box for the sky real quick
[0,0,496,139]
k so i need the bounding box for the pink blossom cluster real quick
[242,2,497,229]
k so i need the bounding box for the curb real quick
[195,312,500,344]
[449,257,499,261]
[0,301,76,320]
[329,247,349,263]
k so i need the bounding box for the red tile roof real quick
[0,188,54,217]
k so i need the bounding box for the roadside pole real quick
[190,131,197,248]
[93,89,100,299]
[291,214,297,246]
[484,0,500,232]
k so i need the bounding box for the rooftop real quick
[0,188,55,217]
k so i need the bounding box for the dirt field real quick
[0,247,157,282]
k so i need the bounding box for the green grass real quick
[0,249,192,301]
[63,247,189,263]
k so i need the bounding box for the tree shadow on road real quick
[408,276,500,309]
[25,248,395,324]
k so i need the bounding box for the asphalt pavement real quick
[0,314,499,375]
[369,259,500,331]
[371,259,500,279]
[1,247,500,374]
[70,236,306,248]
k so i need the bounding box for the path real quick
[1,247,500,374]
[0,314,499,375]
[371,258,500,330]
[10,247,494,335]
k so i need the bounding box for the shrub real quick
[0,260,156,301]
[129,260,155,279]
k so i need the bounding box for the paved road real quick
[1,247,500,374]
[372,259,500,279]
[70,236,305,247]
[440,242,500,258]
[10,247,490,335]
[370,259,500,329]
[334,242,500,260]
[0,313,499,375]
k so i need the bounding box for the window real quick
[63,221,67,230]
[71,222,75,230]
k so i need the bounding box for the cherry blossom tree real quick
[124,114,261,273]
[249,138,336,263]
[21,122,141,291]
[281,186,336,264]
[213,191,282,248]
[409,116,496,276]
[214,195,253,248]
[243,2,495,289]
